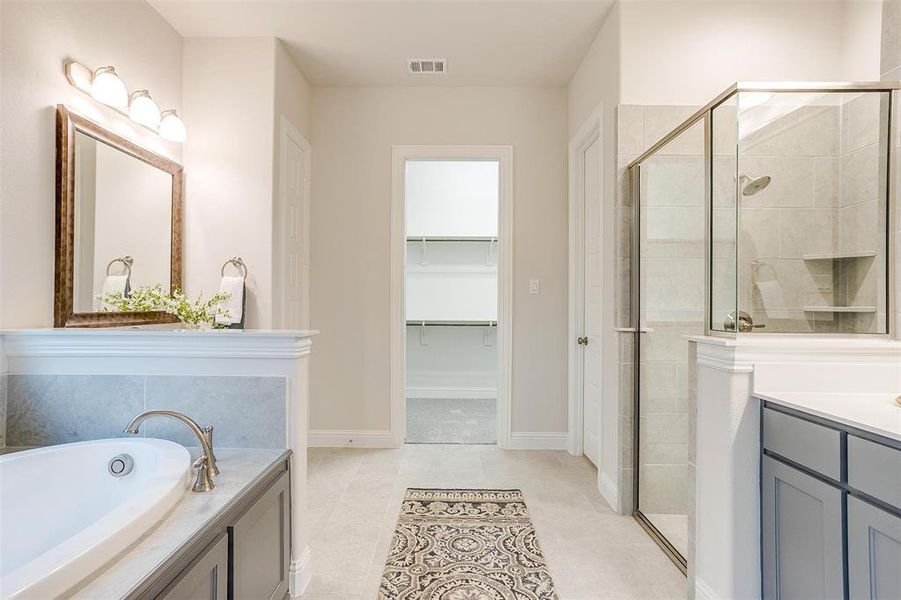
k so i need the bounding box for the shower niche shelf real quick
[802,251,877,261]
[803,306,877,313]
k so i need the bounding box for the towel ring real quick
[220,256,248,280]
[106,256,134,278]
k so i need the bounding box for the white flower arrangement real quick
[99,284,231,329]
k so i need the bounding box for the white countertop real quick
[754,391,901,442]
[68,447,289,599]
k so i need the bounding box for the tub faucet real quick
[125,410,220,492]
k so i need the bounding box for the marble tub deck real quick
[62,447,290,599]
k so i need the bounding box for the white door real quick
[277,119,311,329]
[581,136,602,466]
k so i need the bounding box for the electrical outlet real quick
[529,279,540,295]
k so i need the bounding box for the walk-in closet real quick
[404,159,499,443]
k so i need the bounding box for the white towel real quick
[216,276,245,325]
[99,275,129,310]
[755,279,786,315]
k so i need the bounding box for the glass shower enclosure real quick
[628,82,898,569]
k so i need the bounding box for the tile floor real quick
[303,444,686,600]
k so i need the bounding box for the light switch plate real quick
[529,279,540,295]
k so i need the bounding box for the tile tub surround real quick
[69,448,290,599]
[0,328,317,597]
[5,374,287,449]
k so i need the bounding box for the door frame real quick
[567,106,605,459]
[274,116,312,329]
[390,145,514,448]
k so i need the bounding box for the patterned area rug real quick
[378,489,558,600]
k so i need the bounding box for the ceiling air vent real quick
[408,59,447,74]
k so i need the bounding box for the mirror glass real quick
[72,131,173,312]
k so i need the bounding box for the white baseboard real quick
[598,472,619,512]
[307,429,395,448]
[507,432,568,450]
[694,578,720,600]
[406,386,496,399]
[289,545,311,598]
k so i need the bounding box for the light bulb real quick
[159,109,186,142]
[129,90,161,129]
[90,66,128,109]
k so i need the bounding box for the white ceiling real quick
[149,1,615,86]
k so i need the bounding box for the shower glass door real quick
[633,116,707,570]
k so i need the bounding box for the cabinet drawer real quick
[848,436,901,509]
[763,407,841,481]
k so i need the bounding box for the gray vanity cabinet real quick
[761,404,901,600]
[231,470,291,600]
[762,455,845,600]
[848,496,901,599]
[132,458,291,600]
[158,535,229,600]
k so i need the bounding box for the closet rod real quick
[405,236,497,242]
[406,320,496,327]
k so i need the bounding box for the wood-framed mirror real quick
[54,105,183,327]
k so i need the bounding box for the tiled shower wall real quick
[4,374,287,449]
[738,97,887,334]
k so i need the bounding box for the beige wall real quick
[309,86,569,435]
[618,0,883,106]
[183,37,312,328]
[0,0,183,328]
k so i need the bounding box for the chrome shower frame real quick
[627,81,901,572]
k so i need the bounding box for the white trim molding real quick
[307,429,395,448]
[694,578,721,600]
[288,545,312,598]
[507,432,568,450]
[390,145,514,449]
[598,472,618,512]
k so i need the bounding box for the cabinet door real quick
[157,534,228,600]
[762,456,844,600]
[848,496,901,600]
[231,471,290,600]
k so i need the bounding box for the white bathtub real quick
[0,438,192,600]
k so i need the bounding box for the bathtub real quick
[0,438,192,600]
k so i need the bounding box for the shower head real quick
[739,174,772,196]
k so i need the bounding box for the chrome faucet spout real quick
[124,410,219,492]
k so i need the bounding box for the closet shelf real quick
[801,251,877,261]
[802,306,877,313]
[406,236,497,242]
[406,320,497,327]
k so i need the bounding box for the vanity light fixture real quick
[90,66,129,110]
[159,110,187,142]
[63,60,186,143]
[128,90,161,129]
